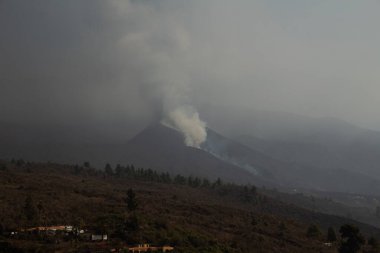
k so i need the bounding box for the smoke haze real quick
[1,0,380,138]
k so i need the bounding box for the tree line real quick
[73,162,257,194]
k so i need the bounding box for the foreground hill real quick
[0,161,380,253]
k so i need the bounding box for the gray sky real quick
[1,0,380,134]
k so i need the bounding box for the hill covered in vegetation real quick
[0,160,379,253]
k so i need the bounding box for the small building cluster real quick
[21,225,75,234]
[128,244,174,252]
[91,234,108,241]
[9,225,174,252]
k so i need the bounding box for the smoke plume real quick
[162,105,207,148]
[111,1,208,147]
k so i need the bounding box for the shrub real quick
[306,224,321,238]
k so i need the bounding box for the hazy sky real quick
[1,0,380,133]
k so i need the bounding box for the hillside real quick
[118,123,260,185]
[2,120,380,195]
[1,161,380,252]
[263,188,380,229]
[117,124,380,195]
[0,122,261,185]
[203,105,380,180]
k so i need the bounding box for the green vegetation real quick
[327,226,337,242]
[23,195,39,226]
[126,188,138,212]
[339,224,365,253]
[368,236,379,250]
[306,224,321,238]
[104,163,113,176]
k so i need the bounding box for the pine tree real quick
[105,163,113,176]
[306,224,321,238]
[115,164,122,176]
[339,224,365,253]
[202,178,210,187]
[368,236,379,250]
[126,188,138,212]
[213,178,222,187]
[327,227,337,242]
[24,195,38,226]
[0,163,6,171]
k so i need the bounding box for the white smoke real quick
[112,0,208,147]
[162,105,207,148]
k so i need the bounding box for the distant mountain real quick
[120,123,380,195]
[236,131,380,181]
[200,105,365,141]
[200,105,380,191]
[201,128,288,180]
[2,120,380,194]
[0,121,266,185]
[200,126,380,195]
[117,123,260,184]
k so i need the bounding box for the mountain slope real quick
[198,127,380,195]
[2,120,380,194]
[202,105,380,178]
[117,123,259,184]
